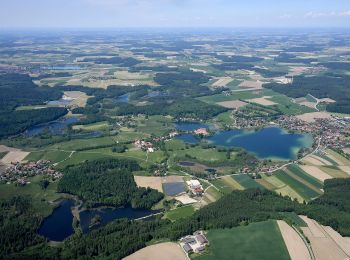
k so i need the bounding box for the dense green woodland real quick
[58,158,164,208]
[265,75,350,113]
[2,175,350,259]
[79,56,141,67]
[0,74,68,138]
[0,107,67,138]
[112,97,227,120]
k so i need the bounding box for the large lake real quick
[177,127,313,160]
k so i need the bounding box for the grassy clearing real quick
[269,94,315,115]
[49,136,115,151]
[0,175,61,216]
[184,147,227,162]
[198,220,290,260]
[26,150,71,164]
[215,111,234,125]
[72,121,109,131]
[232,175,264,189]
[279,212,307,227]
[210,179,234,194]
[165,205,195,221]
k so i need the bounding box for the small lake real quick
[38,199,75,241]
[26,117,79,136]
[79,207,161,233]
[178,127,313,160]
[115,94,130,103]
[47,99,72,107]
[175,122,211,131]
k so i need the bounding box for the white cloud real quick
[305,10,350,18]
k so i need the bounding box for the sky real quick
[1,0,350,29]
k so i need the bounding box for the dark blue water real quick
[42,66,82,70]
[115,94,130,103]
[147,91,168,97]
[47,99,72,106]
[163,182,185,196]
[206,127,312,160]
[26,117,79,136]
[38,200,75,241]
[176,134,199,144]
[177,127,312,160]
[175,122,210,131]
[79,207,160,233]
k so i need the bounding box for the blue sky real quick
[1,0,350,28]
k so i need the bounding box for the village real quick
[0,160,63,185]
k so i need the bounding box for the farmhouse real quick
[186,179,203,195]
[180,231,209,255]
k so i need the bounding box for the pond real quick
[79,207,161,233]
[47,99,72,106]
[163,182,185,196]
[115,93,130,103]
[38,199,75,241]
[25,117,79,136]
[178,127,313,161]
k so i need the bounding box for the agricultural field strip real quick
[283,169,322,194]
[276,220,311,260]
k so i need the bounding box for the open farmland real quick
[198,220,291,260]
[124,242,187,260]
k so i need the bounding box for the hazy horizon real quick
[1,0,350,29]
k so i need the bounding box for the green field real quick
[165,205,195,221]
[198,220,290,260]
[287,164,323,190]
[275,170,320,201]
[26,150,71,164]
[232,174,264,189]
[0,175,61,216]
[279,212,307,227]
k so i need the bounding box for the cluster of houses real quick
[186,179,204,195]
[180,231,209,254]
[133,132,179,153]
[134,140,155,153]
[0,160,62,184]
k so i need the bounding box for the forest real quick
[0,107,67,138]
[113,97,227,120]
[3,178,350,259]
[57,158,164,208]
[264,74,350,113]
[79,56,141,67]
